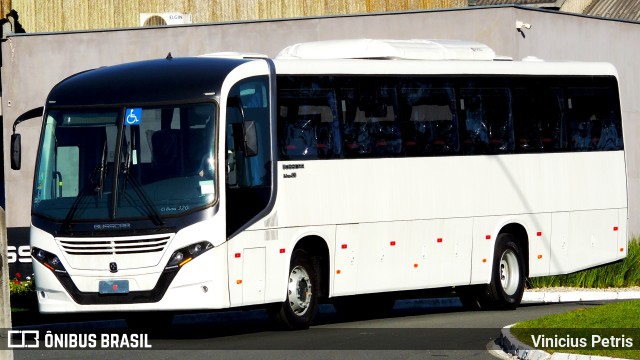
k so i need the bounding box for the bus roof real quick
[273,57,618,78]
[47,56,249,107]
[274,39,618,78]
[277,39,497,61]
[46,39,619,109]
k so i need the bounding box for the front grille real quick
[57,234,171,256]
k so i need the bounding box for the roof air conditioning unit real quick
[140,13,192,27]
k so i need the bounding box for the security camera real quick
[516,21,532,30]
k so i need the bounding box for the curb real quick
[497,324,633,360]
[497,290,640,360]
[497,324,552,360]
[522,291,640,305]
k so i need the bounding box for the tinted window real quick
[276,75,622,160]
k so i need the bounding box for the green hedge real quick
[529,239,640,288]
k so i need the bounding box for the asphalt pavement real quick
[8,288,640,359]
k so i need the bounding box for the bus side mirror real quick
[10,133,21,170]
[10,106,44,170]
[243,121,258,158]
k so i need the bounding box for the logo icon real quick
[125,108,142,126]
[109,262,118,273]
[8,330,40,348]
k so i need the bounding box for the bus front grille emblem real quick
[109,262,118,273]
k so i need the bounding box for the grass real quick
[515,239,640,359]
[529,239,640,288]
[511,300,640,359]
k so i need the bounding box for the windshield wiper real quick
[118,140,165,226]
[96,140,108,198]
[121,140,131,195]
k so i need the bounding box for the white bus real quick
[11,39,627,329]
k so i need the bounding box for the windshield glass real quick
[32,104,217,223]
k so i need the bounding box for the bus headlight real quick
[31,247,67,274]
[165,241,213,270]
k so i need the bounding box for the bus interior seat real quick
[151,129,182,179]
[370,105,401,155]
[306,105,335,158]
[408,104,455,155]
[405,104,430,155]
[597,116,621,150]
[345,108,373,156]
[572,120,592,151]
[284,112,319,159]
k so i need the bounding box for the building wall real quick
[2,6,639,238]
[8,0,466,33]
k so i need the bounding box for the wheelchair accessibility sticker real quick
[125,108,142,126]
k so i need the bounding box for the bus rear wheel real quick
[272,249,319,330]
[486,233,525,309]
[457,233,524,310]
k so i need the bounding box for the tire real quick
[485,233,525,310]
[457,233,525,310]
[272,249,319,330]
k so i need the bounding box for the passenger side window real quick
[567,87,622,151]
[275,75,622,161]
[513,85,566,152]
[278,77,342,160]
[342,81,401,158]
[399,84,458,156]
[460,87,513,155]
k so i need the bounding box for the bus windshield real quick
[32,103,217,224]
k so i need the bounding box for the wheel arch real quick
[292,235,330,299]
[498,222,529,278]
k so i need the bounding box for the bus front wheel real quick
[272,249,319,330]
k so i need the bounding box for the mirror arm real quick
[12,106,44,134]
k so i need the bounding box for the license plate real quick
[99,280,129,294]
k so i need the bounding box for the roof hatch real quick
[276,39,497,61]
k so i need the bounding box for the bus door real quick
[221,60,277,307]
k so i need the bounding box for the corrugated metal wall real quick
[584,0,640,21]
[7,0,467,33]
[561,0,594,14]
[1,0,7,14]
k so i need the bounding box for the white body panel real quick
[242,151,626,299]
[272,152,626,225]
